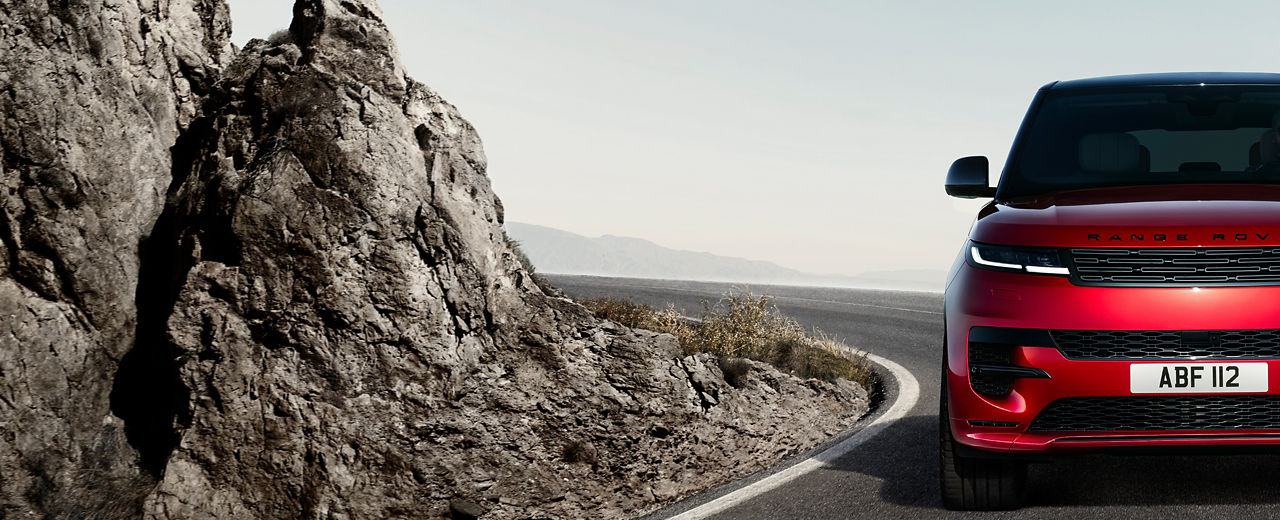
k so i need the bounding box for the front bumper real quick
[945,263,1280,454]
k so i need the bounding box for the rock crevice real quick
[0,0,231,516]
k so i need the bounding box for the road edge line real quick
[668,352,922,519]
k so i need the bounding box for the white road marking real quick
[607,283,943,316]
[668,351,922,520]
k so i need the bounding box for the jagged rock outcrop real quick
[1,0,868,518]
[0,1,231,517]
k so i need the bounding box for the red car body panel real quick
[970,184,1280,249]
[946,184,1280,455]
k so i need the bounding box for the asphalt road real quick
[546,274,1280,519]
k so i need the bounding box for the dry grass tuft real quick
[503,232,561,296]
[580,291,872,388]
[503,233,537,274]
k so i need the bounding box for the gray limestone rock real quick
[0,1,869,518]
[0,1,231,517]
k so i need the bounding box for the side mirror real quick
[945,156,997,198]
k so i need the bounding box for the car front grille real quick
[1051,329,1280,360]
[1029,396,1280,432]
[1067,247,1280,286]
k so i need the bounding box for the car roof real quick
[1052,72,1280,90]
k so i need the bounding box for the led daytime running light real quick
[970,246,1021,270]
[970,245,1071,275]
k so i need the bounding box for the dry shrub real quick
[651,305,695,345]
[503,231,560,295]
[503,232,537,274]
[580,297,657,329]
[579,292,873,388]
[267,28,293,44]
[686,292,805,358]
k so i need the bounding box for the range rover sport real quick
[941,72,1280,510]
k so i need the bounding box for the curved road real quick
[547,274,1280,519]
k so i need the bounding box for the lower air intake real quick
[1029,396,1280,432]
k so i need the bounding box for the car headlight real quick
[968,241,1069,275]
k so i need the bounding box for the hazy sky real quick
[228,1,1279,276]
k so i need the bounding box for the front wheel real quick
[939,357,1027,510]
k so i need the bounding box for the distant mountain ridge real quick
[506,222,943,291]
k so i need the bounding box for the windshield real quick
[1000,86,1280,199]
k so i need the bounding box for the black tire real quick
[939,350,1027,511]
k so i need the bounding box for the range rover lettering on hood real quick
[1086,233,1274,242]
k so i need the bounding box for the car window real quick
[1002,87,1280,198]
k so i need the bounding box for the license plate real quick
[1130,362,1268,393]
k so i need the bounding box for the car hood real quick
[971,184,1280,248]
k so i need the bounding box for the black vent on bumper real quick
[1052,329,1280,360]
[1029,396,1280,432]
[968,343,1013,396]
[966,328,1054,397]
[1066,247,1280,287]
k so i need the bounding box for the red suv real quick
[941,72,1280,510]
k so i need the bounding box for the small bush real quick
[503,231,560,295]
[268,28,293,44]
[651,304,696,345]
[503,232,536,274]
[580,297,655,328]
[270,79,324,120]
[578,291,873,389]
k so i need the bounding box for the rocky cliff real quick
[0,1,868,518]
[0,0,232,516]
